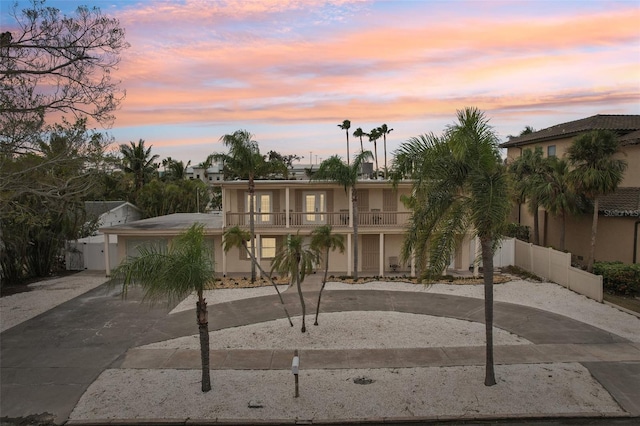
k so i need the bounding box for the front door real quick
[303,191,326,225]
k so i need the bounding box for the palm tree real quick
[338,120,351,164]
[312,150,373,280]
[107,223,214,392]
[310,225,345,326]
[567,130,627,272]
[368,128,381,178]
[377,124,394,178]
[222,226,293,326]
[536,157,583,251]
[353,127,366,153]
[212,130,287,282]
[392,107,510,386]
[270,234,318,333]
[508,147,546,245]
[119,139,159,192]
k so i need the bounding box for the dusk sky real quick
[4,0,640,166]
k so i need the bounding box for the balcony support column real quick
[256,233,262,278]
[285,187,290,229]
[222,241,227,277]
[379,233,385,277]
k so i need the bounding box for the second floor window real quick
[246,192,272,224]
[547,145,556,157]
[304,191,326,224]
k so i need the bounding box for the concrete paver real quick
[1,275,639,424]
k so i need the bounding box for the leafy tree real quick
[392,107,510,386]
[119,139,159,193]
[212,130,287,282]
[135,179,210,218]
[377,124,394,177]
[312,150,373,280]
[161,157,190,181]
[508,147,546,245]
[107,224,214,392]
[368,128,382,177]
[536,157,584,251]
[1,0,128,144]
[0,119,107,286]
[520,126,536,136]
[270,234,318,333]
[567,130,627,272]
[267,150,301,169]
[310,225,344,326]
[222,226,293,326]
[353,127,366,153]
[338,120,351,164]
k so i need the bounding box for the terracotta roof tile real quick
[598,187,640,216]
[501,115,640,148]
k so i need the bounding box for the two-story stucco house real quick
[101,177,478,277]
[500,114,640,264]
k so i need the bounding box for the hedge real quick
[593,262,640,297]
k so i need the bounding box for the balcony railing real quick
[225,211,410,228]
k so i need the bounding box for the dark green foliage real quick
[593,262,640,296]
[504,223,530,242]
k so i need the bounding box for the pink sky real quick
[9,0,640,165]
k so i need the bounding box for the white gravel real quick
[140,311,531,350]
[70,363,624,421]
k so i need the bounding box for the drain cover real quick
[353,376,375,385]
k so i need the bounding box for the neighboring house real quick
[100,179,480,277]
[84,200,142,230]
[66,201,142,271]
[501,114,640,264]
[187,163,224,183]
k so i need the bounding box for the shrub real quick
[504,223,530,242]
[593,262,640,296]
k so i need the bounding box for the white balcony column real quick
[379,233,385,277]
[285,186,290,228]
[256,233,262,278]
[347,233,352,275]
[104,233,111,277]
[221,186,226,227]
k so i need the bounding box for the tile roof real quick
[501,115,640,148]
[598,187,640,217]
[84,201,130,219]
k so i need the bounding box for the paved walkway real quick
[1,275,639,425]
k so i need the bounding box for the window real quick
[246,192,272,224]
[303,191,326,224]
[246,237,277,259]
[547,145,556,157]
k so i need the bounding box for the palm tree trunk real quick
[196,292,211,392]
[373,141,379,178]
[480,237,497,387]
[295,257,306,333]
[248,177,256,283]
[383,135,387,178]
[241,243,294,326]
[587,198,599,272]
[352,188,359,280]
[359,136,363,153]
[314,248,330,326]
[346,131,350,165]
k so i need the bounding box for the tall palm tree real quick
[119,139,159,192]
[508,147,546,245]
[567,130,627,272]
[392,107,510,386]
[368,128,381,178]
[377,124,394,178]
[270,234,318,333]
[536,157,583,251]
[107,223,214,392]
[353,127,366,153]
[212,130,287,282]
[222,226,293,326]
[310,225,345,326]
[338,120,351,164]
[312,150,373,280]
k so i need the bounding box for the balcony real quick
[225,211,410,229]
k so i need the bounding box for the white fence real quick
[513,239,603,302]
